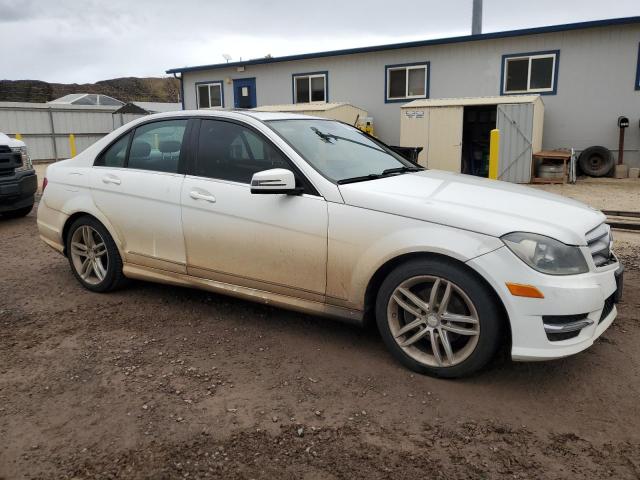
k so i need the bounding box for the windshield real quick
[266,119,418,183]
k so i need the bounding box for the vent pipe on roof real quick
[472,0,483,35]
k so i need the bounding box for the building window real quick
[292,72,327,103]
[385,63,429,102]
[196,82,224,108]
[502,51,559,94]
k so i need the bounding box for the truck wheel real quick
[66,216,127,292]
[578,146,614,177]
[2,204,33,218]
[376,257,503,378]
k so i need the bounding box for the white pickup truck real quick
[0,132,37,218]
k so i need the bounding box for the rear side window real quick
[128,120,188,173]
[95,133,130,167]
[195,120,289,183]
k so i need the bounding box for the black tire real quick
[578,146,614,177]
[65,216,127,293]
[2,204,33,219]
[375,257,504,378]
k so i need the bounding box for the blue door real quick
[233,78,257,109]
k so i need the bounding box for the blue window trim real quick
[195,80,225,108]
[635,42,640,91]
[500,50,560,96]
[384,61,430,103]
[291,71,329,103]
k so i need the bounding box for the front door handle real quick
[102,175,121,185]
[190,190,216,203]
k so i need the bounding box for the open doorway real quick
[461,105,497,178]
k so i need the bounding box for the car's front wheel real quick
[376,257,503,378]
[66,216,126,292]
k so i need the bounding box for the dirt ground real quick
[2,204,640,479]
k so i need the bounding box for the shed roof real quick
[253,102,361,112]
[166,16,640,74]
[402,95,543,108]
[112,101,183,114]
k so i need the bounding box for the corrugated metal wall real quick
[0,102,146,161]
[497,103,533,183]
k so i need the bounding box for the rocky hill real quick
[0,77,180,103]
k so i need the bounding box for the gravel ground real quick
[1,205,640,479]
[530,177,640,212]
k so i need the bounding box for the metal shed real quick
[400,95,544,183]
[253,102,367,126]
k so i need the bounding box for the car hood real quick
[338,170,604,245]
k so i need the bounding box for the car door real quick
[90,118,189,273]
[181,118,328,300]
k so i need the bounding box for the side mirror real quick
[250,168,303,195]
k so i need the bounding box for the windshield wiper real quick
[337,174,384,185]
[337,166,423,185]
[381,166,423,175]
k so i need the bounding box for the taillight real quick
[42,177,48,192]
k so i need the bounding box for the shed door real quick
[496,103,533,183]
[427,107,463,172]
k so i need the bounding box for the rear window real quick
[95,133,130,168]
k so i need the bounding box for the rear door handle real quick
[190,190,216,203]
[102,175,121,185]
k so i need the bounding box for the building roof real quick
[48,93,124,106]
[167,16,640,75]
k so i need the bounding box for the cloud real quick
[1,0,638,83]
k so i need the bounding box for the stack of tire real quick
[578,146,614,177]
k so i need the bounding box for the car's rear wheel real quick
[376,257,503,378]
[66,216,126,292]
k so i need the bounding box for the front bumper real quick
[467,246,621,361]
[0,170,37,212]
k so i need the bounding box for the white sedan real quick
[37,111,623,377]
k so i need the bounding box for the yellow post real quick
[69,134,77,157]
[489,128,500,180]
[15,133,23,141]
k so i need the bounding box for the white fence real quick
[0,102,146,161]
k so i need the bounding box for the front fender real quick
[327,203,502,310]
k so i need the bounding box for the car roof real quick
[138,109,327,123]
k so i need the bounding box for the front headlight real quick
[11,146,33,171]
[502,232,589,275]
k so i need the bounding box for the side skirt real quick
[122,263,364,326]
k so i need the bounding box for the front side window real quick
[267,119,415,183]
[293,73,327,103]
[197,82,223,108]
[95,132,131,167]
[128,120,187,173]
[503,51,558,94]
[386,63,428,102]
[195,120,289,183]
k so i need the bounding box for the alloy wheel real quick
[387,275,480,367]
[70,225,109,285]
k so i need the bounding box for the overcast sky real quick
[2,0,639,84]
